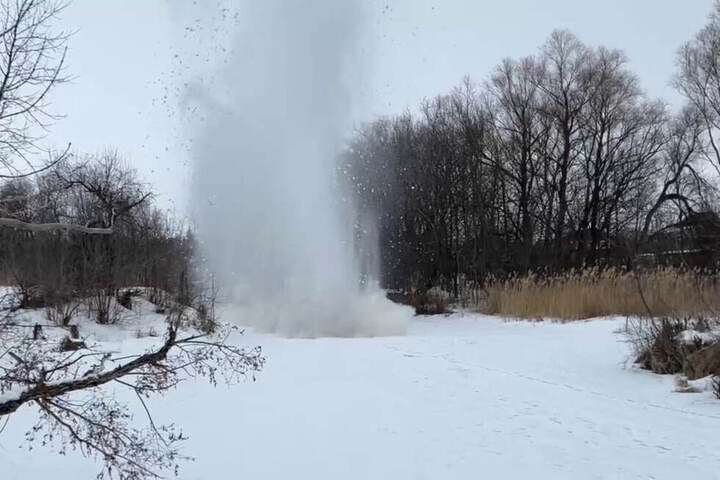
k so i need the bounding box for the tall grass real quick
[485,267,720,320]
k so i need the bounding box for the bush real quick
[89,288,122,325]
[627,315,715,374]
[631,318,687,374]
[45,301,81,327]
[116,289,135,310]
[188,278,219,333]
[148,287,171,313]
[387,289,447,315]
[193,303,216,334]
[14,283,49,309]
[713,376,720,399]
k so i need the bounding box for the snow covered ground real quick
[3,312,720,479]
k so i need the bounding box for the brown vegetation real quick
[387,289,448,315]
[685,343,720,380]
[484,268,720,320]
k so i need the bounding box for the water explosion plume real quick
[186,1,411,337]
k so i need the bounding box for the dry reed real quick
[485,267,720,320]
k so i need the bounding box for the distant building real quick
[638,211,720,267]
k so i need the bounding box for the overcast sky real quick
[48,0,716,210]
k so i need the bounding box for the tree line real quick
[0,152,198,321]
[346,11,720,297]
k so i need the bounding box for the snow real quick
[678,328,720,346]
[2,313,720,479]
[0,386,23,404]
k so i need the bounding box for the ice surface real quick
[5,314,720,479]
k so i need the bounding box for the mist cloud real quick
[186,0,411,337]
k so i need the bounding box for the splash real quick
[185,0,410,337]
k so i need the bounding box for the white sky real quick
[47,0,715,211]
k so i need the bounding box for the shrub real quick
[713,376,720,400]
[631,318,686,374]
[89,288,122,325]
[627,315,715,374]
[148,287,171,313]
[190,278,219,333]
[45,301,81,327]
[116,289,135,310]
[193,303,216,334]
[387,289,447,315]
[413,291,447,315]
[14,283,49,309]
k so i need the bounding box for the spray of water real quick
[186,0,411,337]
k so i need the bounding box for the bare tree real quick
[533,30,593,266]
[574,47,665,263]
[484,56,550,268]
[641,106,708,241]
[676,1,720,174]
[0,0,70,178]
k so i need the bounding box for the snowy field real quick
[3,312,720,479]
